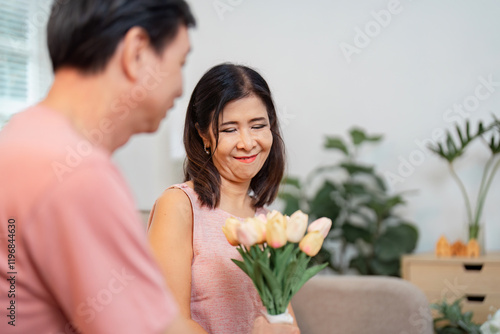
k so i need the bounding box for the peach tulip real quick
[299,231,324,256]
[256,213,267,223]
[222,217,241,246]
[307,217,332,239]
[246,217,267,244]
[237,222,260,247]
[266,210,286,229]
[286,210,308,243]
[266,219,287,249]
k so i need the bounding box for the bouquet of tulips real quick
[222,210,332,323]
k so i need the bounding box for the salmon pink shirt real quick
[0,106,178,334]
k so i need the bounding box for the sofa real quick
[291,275,433,334]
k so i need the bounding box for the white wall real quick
[113,0,500,252]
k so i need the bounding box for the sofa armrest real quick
[291,276,433,334]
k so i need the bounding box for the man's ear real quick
[120,27,151,82]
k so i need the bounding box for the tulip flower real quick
[237,222,260,247]
[286,210,308,243]
[246,217,267,244]
[256,213,267,222]
[222,217,241,246]
[299,231,324,256]
[267,210,286,229]
[266,219,287,249]
[307,217,332,239]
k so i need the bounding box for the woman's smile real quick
[234,153,258,163]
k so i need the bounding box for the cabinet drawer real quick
[407,262,500,294]
[426,290,500,324]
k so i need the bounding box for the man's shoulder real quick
[0,105,112,183]
[0,105,117,218]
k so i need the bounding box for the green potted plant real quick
[431,297,482,334]
[428,116,500,247]
[279,128,418,276]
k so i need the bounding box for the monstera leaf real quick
[374,224,418,262]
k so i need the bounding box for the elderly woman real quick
[147,63,299,334]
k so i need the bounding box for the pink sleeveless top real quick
[167,183,265,334]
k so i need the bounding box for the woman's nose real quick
[237,130,256,151]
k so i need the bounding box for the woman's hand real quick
[251,316,300,334]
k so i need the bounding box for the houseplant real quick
[431,297,500,334]
[279,127,418,276]
[431,297,482,334]
[428,116,500,246]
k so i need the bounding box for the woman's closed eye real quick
[252,123,268,130]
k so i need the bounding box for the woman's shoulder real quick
[156,183,193,209]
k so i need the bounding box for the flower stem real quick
[448,162,473,224]
[474,157,500,227]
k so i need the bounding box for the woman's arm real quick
[148,188,208,334]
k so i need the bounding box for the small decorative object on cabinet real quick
[401,252,500,324]
[435,235,480,258]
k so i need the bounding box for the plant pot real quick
[261,309,294,325]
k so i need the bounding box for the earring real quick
[204,143,210,155]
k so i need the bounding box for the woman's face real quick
[206,94,273,185]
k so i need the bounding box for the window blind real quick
[0,1,30,103]
[0,0,52,122]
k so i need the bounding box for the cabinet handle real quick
[463,264,483,271]
[466,295,485,303]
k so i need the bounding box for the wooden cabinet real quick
[401,252,500,323]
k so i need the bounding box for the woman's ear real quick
[195,123,210,147]
[120,27,151,82]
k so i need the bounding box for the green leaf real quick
[349,254,369,275]
[308,181,341,222]
[369,257,400,276]
[310,247,332,268]
[324,136,349,155]
[374,223,419,261]
[340,162,374,175]
[280,176,301,189]
[231,259,249,276]
[236,247,255,276]
[275,244,295,283]
[279,193,301,216]
[349,128,383,146]
[294,263,328,294]
[343,182,370,195]
[342,223,372,243]
[282,259,302,306]
[259,261,285,313]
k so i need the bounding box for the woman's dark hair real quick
[47,0,195,73]
[184,63,286,209]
